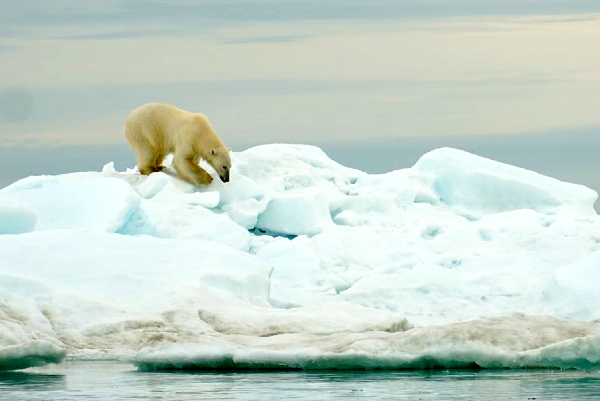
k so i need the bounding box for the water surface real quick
[1,362,599,400]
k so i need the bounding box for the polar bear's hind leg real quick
[126,125,161,175]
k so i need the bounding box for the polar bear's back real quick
[126,103,195,131]
[126,103,201,151]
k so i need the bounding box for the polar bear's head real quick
[205,147,232,183]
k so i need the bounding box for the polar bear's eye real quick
[223,166,228,170]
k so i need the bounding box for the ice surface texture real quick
[0,341,66,371]
[0,197,36,234]
[0,145,599,370]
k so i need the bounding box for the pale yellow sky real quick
[1,11,599,145]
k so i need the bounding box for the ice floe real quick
[0,145,599,371]
[0,341,66,371]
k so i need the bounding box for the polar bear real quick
[125,103,231,185]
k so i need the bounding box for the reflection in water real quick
[0,371,66,390]
[1,362,600,401]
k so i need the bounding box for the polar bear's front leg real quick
[174,154,214,186]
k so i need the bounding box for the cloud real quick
[3,1,600,38]
[4,11,599,144]
[54,29,180,41]
[0,44,17,52]
[3,14,600,86]
[219,35,306,45]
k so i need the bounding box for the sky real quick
[0,0,599,210]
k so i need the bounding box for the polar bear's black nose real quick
[220,175,229,183]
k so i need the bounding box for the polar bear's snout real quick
[218,164,230,183]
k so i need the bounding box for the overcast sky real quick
[0,0,599,209]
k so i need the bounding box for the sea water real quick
[1,362,600,401]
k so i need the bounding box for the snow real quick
[256,192,333,236]
[1,144,599,371]
[411,148,597,218]
[0,198,36,234]
[0,175,140,232]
